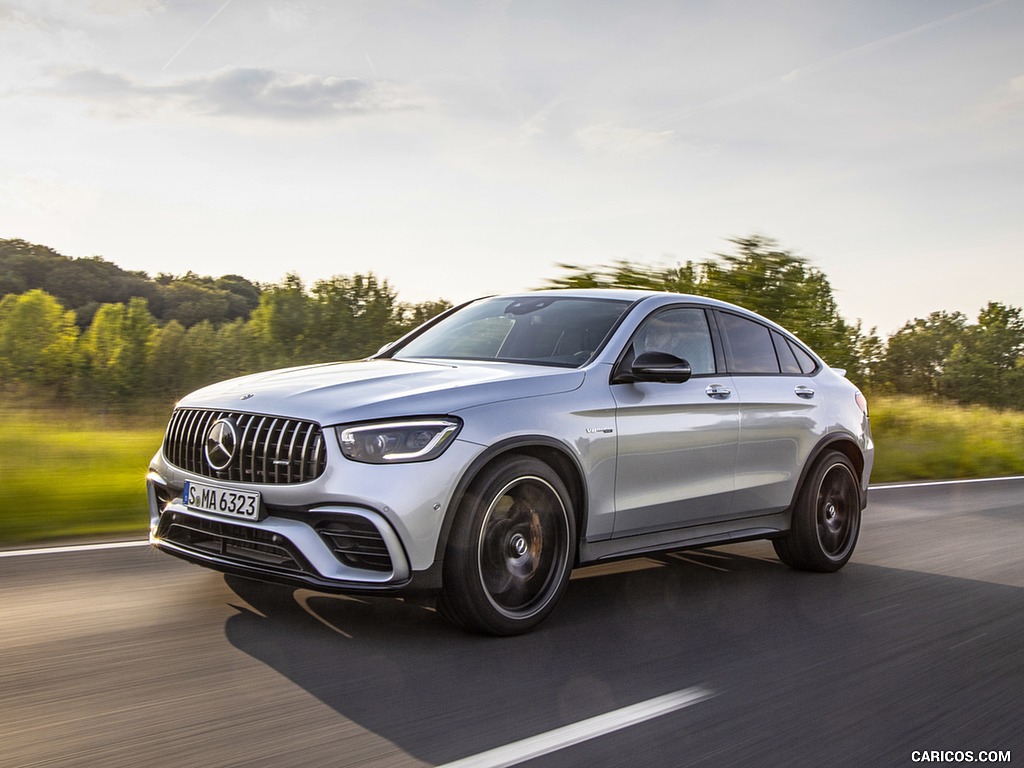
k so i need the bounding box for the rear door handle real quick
[795,385,815,399]
[705,384,732,400]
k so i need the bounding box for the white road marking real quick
[869,475,1024,491]
[0,540,150,558]
[434,687,714,768]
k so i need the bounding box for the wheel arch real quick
[433,436,588,566]
[789,433,867,515]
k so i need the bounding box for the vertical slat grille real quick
[163,409,327,484]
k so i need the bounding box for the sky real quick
[1,0,1022,335]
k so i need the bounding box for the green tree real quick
[549,258,702,293]
[0,289,79,391]
[159,281,231,327]
[876,311,967,396]
[0,239,45,295]
[309,273,402,360]
[79,303,127,403]
[183,321,220,390]
[78,298,156,402]
[246,274,312,368]
[146,320,189,401]
[156,272,261,326]
[120,297,157,397]
[848,321,885,392]
[398,299,455,333]
[214,274,262,316]
[941,302,1024,409]
[41,255,160,327]
[214,318,257,381]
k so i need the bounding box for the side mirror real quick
[615,351,692,384]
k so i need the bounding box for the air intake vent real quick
[158,512,307,573]
[163,409,327,484]
[317,517,394,572]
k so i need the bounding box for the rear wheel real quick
[774,450,861,572]
[440,456,576,635]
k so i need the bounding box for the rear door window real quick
[718,312,779,374]
[772,331,802,374]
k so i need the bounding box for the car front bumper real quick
[146,437,483,595]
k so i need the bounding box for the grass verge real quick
[0,405,165,545]
[868,395,1024,483]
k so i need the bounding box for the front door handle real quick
[706,384,732,400]
[795,385,815,399]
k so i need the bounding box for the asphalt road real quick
[2,479,1022,768]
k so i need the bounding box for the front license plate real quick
[183,481,261,520]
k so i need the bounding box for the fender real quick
[788,431,868,514]
[431,435,589,566]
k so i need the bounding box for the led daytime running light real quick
[337,419,461,464]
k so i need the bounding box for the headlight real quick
[336,419,462,464]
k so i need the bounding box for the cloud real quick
[976,74,1024,123]
[86,0,163,17]
[49,66,422,121]
[184,68,376,118]
[266,2,312,31]
[574,123,675,157]
[1,0,161,28]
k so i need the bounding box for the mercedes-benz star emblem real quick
[204,418,238,471]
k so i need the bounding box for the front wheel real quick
[774,450,861,572]
[440,457,576,635]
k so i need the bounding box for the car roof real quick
[485,287,757,315]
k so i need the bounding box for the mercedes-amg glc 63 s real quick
[148,289,873,635]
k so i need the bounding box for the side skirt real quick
[578,511,790,565]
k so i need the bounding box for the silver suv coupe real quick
[148,289,873,635]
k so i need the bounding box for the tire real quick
[773,450,861,572]
[440,456,576,635]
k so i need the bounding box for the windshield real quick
[390,296,632,367]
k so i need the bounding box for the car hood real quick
[178,358,586,425]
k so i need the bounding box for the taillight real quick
[855,391,869,417]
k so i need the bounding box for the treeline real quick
[0,239,262,328]
[2,235,1022,411]
[0,269,451,405]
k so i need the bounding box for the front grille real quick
[158,512,307,573]
[164,409,327,484]
[318,517,393,572]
